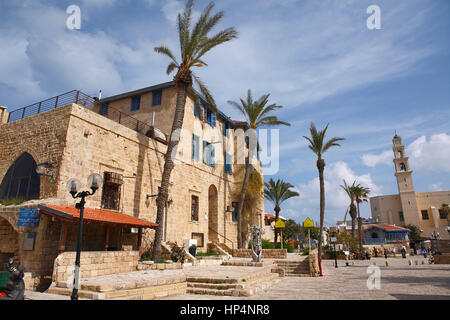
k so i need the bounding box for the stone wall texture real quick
[52,251,139,285]
[232,249,287,259]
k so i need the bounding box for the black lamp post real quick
[67,173,102,300]
[331,231,338,268]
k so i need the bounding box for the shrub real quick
[140,249,152,261]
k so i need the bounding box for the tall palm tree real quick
[264,178,300,243]
[340,180,357,237]
[303,122,345,276]
[352,184,370,255]
[228,89,290,248]
[152,0,238,262]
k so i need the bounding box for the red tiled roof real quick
[39,205,158,229]
[363,224,410,232]
[264,213,287,221]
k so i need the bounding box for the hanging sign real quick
[18,208,40,227]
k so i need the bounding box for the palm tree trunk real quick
[357,202,363,256]
[351,218,355,238]
[317,158,325,276]
[237,158,251,249]
[152,83,187,262]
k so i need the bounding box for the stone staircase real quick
[186,266,281,297]
[272,259,310,277]
[216,243,233,256]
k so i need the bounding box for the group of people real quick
[362,246,408,260]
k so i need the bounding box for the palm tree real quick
[352,184,370,255]
[303,122,345,276]
[340,180,358,237]
[228,89,290,248]
[264,178,300,243]
[152,0,238,262]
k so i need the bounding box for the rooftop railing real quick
[7,90,95,123]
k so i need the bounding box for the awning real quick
[38,204,158,229]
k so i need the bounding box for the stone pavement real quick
[24,255,450,300]
[161,256,450,300]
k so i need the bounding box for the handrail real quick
[7,90,95,123]
[208,227,234,252]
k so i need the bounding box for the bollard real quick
[408,260,412,265]
[421,260,425,265]
[385,261,389,267]
[415,260,418,265]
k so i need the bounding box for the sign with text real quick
[18,208,40,227]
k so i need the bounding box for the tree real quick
[264,178,299,243]
[284,219,302,241]
[303,122,345,276]
[340,180,357,237]
[352,184,370,255]
[405,224,426,242]
[152,0,238,262]
[440,203,449,221]
[228,90,290,248]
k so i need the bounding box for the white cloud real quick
[362,133,450,173]
[80,0,120,7]
[281,161,382,225]
[361,150,392,167]
[407,134,450,173]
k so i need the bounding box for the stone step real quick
[47,282,187,300]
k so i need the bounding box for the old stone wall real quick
[308,249,320,277]
[52,251,139,285]
[232,249,287,259]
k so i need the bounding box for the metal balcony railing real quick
[7,90,95,123]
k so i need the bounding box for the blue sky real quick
[1,0,449,226]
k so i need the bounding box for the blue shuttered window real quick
[223,121,229,136]
[224,153,232,174]
[231,202,239,222]
[206,108,216,127]
[131,96,141,111]
[100,102,109,115]
[152,90,162,106]
[203,141,215,167]
[192,134,199,161]
[194,100,199,117]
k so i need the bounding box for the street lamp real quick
[67,173,103,300]
[331,231,338,268]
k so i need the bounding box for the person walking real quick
[423,247,428,259]
[384,248,388,259]
[401,246,406,258]
[374,247,378,257]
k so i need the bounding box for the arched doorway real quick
[0,152,40,201]
[0,217,20,267]
[208,185,219,242]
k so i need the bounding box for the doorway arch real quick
[208,185,219,242]
[0,152,40,201]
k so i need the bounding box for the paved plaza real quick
[161,256,450,300]
[24,255,450,300]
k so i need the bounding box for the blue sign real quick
[18,208,40,227]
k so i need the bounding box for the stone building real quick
[0,83,264,289]
[370,134,450,240]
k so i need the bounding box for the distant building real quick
[370,134,450,240]
[363,224,410,246]
[262,213,286,241]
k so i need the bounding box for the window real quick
[192,233,204,247]
[152,90,162,106]
[0,153,40,201]
[206,108,216,127]
[439,209,448,219]
[400,163,407,171]
[224,153,232,175]
[421,210,429,220]
[191,195,199,221]
[203,141,215,167]
[194,99,200,118]
[399,211,404,222]
[192,134,200,161]
[223,121,229,136]
[131,96,141,111]
[100,102,109,115]
[101,172,123,211]
[231,202,239,222]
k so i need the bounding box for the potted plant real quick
[189,244,197,257]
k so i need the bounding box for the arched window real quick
[0,153,40,201]
[371,232,378,239]
[399,163,407,171]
